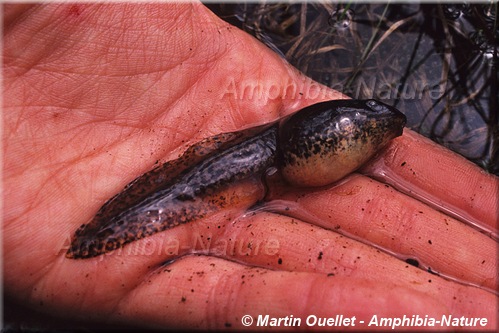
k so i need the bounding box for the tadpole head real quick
[279,99,406,187]
[364,99,406,139]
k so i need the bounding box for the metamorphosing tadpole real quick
[67,99,406,259]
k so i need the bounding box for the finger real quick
[2,0,343,287]
[46,205,495,324]
[269,172,497,291]
[191,208,497,316]
[362,129,498,236]
[113,255,496,329]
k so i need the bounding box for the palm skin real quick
[3,3,497,330]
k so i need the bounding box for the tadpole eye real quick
[366,100,385,112]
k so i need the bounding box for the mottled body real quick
[67,99,406,259]
[279,99,406,186]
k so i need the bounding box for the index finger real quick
[272,128,497,291]
[362,129,498,236]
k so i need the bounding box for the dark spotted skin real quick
[67,125,277,259]
[67,99,406,259]
[279,99,407,186]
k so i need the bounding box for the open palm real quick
[4,3,497,330]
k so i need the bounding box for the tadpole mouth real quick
[381,105,406,137]
[392,111,407,136]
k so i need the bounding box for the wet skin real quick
[67,99,406,259]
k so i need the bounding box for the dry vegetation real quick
[209,2,498,175]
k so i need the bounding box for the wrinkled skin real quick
[3,3,498,330]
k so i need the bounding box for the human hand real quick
[4,2,497,330]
